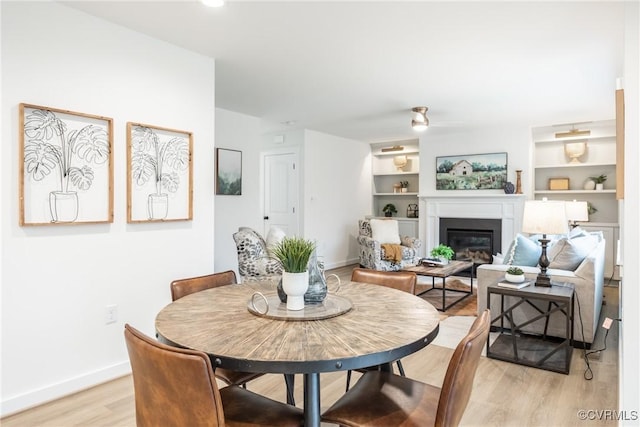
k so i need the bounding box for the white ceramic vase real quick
[282,271,309,310]
[505,273,525,283]
[583,180,596,190]
[595,183,604,191]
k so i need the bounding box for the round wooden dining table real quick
[155,280,440,427]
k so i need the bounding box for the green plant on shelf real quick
[589,174,607,184]
[382,203,397,217]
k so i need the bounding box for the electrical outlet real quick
[602,317,613,329]
[105,305,118,325]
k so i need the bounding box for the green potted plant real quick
[430,244,454,264]
[589,174,607,191]
[271,236,316,311]
[505,266,525,283]
[382,203,397,217]
[400,180,409,193]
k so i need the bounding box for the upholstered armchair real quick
[232,227,283,282]
[357,219,421,271]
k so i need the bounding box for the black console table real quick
[486,281,574,374]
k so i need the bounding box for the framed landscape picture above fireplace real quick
[436,152,507,190]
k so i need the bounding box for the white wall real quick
[419,125,533,199]
[1,2,216,416]
[213,108,263,275]
[303,130,371,269]
[214,116,372,274]
[620,1,640,421]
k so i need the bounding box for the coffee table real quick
[403,260,474,311]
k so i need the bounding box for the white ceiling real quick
[62,1,626,143]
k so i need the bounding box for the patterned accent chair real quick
[357,219,421,271]
[232,227,283,282]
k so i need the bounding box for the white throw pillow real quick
[492,253,504,265]
[548,233,599,270]
[266,226,287,256]
[370,219,401,244]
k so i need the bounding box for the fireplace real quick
[439,218,502,274]
[421,195,524,269]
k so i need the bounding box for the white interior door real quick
[263,151,299,236]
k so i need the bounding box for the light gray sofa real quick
[477,234,605,347]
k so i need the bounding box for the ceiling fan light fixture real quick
[411,107,429,131]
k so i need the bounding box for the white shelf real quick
[372,148,419,157]
[373,192,419,196]
[534,134,615,144]
[534,189,616,195]
[367,216,419,222]
[373,171,419,177]
[535,162,616,169]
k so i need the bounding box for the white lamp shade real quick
[522,200,569,235]
[565,200,589,222]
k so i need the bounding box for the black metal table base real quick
[416,275,474,312]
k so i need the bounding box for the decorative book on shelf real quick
[497,281,531,290]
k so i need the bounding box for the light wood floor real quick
[2,265,619,427]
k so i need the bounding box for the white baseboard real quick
[1,361,131,418]
[324,257,359,271]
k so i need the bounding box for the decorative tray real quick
[247,292,353,321]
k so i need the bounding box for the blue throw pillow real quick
[505,233,542,267]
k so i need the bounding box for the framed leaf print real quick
[19,103,114,226]
[127,122,193,223]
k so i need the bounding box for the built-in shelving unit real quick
[370,140,420,236]
[532,119,617,223]
[532,119,620,280]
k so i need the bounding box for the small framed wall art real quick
[19,103,114,226]
[216,148,242,195]
[127,122,193,222]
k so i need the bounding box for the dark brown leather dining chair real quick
[345,268,418,391]
[124,324,303,427]
[322,309,491,427]
[170,271,265,387]
[170,271,296,405]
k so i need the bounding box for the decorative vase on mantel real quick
[515,170,523,194]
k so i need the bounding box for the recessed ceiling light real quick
[201,0,225,7]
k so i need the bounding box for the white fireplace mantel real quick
[419,194,526,255]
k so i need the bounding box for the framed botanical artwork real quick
[436,152,507,190]
[216,148,242,195]
[127,122,193,223]
[19,103,114,226]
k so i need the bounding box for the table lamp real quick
[522,200,568,287]
[565,200,588,228]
